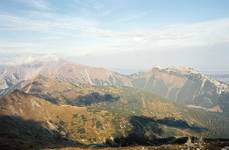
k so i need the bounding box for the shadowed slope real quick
[104,115,206,147]
[0,115,79,150]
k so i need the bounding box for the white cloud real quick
[80,18,229,53]
[0,9,229,57]
[0,13,98,32]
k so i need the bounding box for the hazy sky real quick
[0,0,229,71]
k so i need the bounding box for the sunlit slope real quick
[1,76,229,147]
[1,60,229,116]
[131,67,229,114]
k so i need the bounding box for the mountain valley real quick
[0,59,229,149]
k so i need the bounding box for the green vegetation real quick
[77,128,86,134]
[95,120,102,129]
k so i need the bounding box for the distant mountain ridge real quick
[0,58,229,114]
[131,66,229,113]
[0,59,132,90]
[207,74,229,84]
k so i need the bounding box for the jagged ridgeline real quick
[0,60,229,149]
[1,61,229,114]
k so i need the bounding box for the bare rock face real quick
[0,60,132,94]
[0,58,229,114]
[131,66,229,113]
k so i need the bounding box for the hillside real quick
[1,61,229,149]
[1,81,229,149]
[131,67,229,114]
[1,60,229,115]
[0,60,131,91]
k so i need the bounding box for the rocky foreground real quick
[44,141,229,150]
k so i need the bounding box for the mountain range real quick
[0,57,229,149]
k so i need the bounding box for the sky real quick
[0,0,229,73]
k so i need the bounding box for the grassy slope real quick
[1,76,229,148]
[21,75,229,139]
